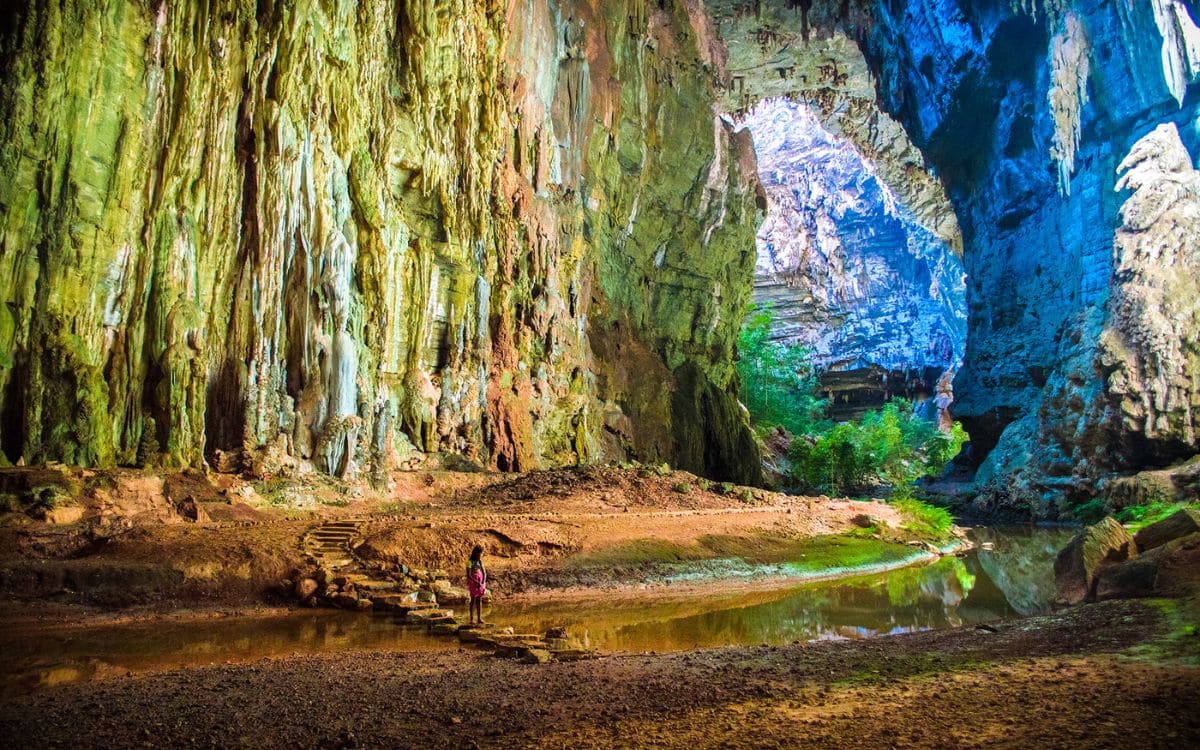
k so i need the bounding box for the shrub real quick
[892,496,954,539]
[717,481,735,495]
[787,399,967,497]
[672,482,692,494]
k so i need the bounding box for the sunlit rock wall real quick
[736,99,966,376]
[0,0,762,484]
[864,0,1200,512]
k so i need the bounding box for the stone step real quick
[354,579,397,592]
[404,608,453,623]
[368,593,422,613]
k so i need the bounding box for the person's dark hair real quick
[470,544,484,562]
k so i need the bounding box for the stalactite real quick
[1047,12,1090,196]
[1150,0,1200,107]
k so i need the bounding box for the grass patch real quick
[781,536,919,575]
[1116,501,1200,532]
[563,534,921,578]
[892,497,954,540]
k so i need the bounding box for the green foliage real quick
[893,496,954,539]
[736,305,826,436]
[1115,500,1200,531]
[672,481,692,494]
[717,481,735,495]
[1072,498,1108,523]
[787,400,968,497]
[737,306,966,499]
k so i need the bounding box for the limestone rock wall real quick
[863,0,1200,512]
[0,0,762,484]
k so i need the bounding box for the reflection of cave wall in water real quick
[0,1,763,484]
[735,98,966,421]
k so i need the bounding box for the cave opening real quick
[732,97,967,429]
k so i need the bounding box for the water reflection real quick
[499,526,1074,651]
[0,527,1072,696]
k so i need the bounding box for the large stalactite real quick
[0,0,763,484]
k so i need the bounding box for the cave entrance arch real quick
[731,97,966,423]
[707,1,968,426]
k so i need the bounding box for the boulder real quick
[173,496,209,523]
[1054,517,1137,605]
[851,514,876,528]
[293,577,319,599]
[331,592,359,609]
[44,504,85,525]
[1134,509,1200,552]
[435,586,470,605]
[1094,533,1200,600]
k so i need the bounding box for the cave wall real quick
[0,0,762,484]
[863,0,1200,512]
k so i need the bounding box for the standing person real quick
[466,544,488,624]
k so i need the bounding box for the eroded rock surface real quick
[736,99,965,402]
[860,1,1200,511]
[0,1,762,483]
[1054,516,1137,604]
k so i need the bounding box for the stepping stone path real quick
[289,517,595,664]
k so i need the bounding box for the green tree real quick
[736,305,825,435]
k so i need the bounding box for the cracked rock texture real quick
[0,0,762,484]
[863,0,1200,512]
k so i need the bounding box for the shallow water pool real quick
[0,526,1073,696]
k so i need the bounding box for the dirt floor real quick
[0,597,1196,748]
[0,465,929,613]
[2,465,1197,748]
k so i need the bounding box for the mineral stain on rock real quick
[0,0,762,484]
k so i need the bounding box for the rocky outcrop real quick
[0,1,762,483]
[1134,508,1200,553]
[1053,516,1137,604]
[861,0,1200,512]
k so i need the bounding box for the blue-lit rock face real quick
[738,100,967,378]
[863,0,1200,512]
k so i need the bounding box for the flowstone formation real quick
[735,98,966,418]
[0,1,762,484]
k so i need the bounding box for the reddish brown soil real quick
[0,466,911,612]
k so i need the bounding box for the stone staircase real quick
[292,517,595,663]
[302,517,368,570]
